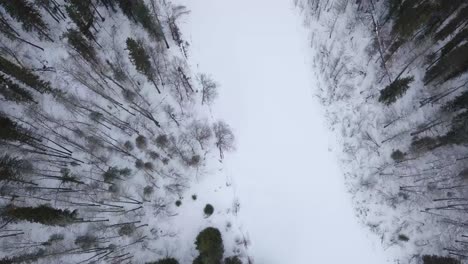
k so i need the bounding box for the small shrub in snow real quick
[124,140,134,151]
[135,159,145,169]
[136,135,148,149]
[192,194,197,200]
[175,200,182,207]
[204,204,214,217]
[391,150,405,161]
[397,234,409,241]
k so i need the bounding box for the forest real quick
[295,0,468,263]
[0,0,249,263]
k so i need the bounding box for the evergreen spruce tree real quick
[4,205,78,226]
[194,227,224,264]
[0,55,55,94]
[64,29,98,64]
[126,37,161,93]
[0,155,33,184]
[0,74,35,103]
[443,90,468,112]
[0,0,50,40]
[378,76,414,105]
[117,0,163,41]
[65,0,96,40]
[0,114,34,143]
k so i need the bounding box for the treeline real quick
[0,0,244,263]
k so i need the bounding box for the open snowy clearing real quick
[180,0,390,263]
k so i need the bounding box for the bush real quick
[124,140,134,151]
[192,194,197,200]
[204,204,214,217]
[390,150,405,161]
[136,135,148,149]
[144,186,154,196]
[156,134,169,148]
[194,227,224,264]
[422,255,460,264]
[146,258,179,264]
[397,234,409,241]
[224,256,242,264]
[175,200,182,207]
[135,159,144,169]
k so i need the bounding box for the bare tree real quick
[189,120,212,150]
[198,73,218,105]
[212,120,235,159]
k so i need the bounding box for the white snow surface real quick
[179,0,389,263]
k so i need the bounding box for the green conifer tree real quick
[0,55,55,94]
[378,76,414,105]
[4,205,78,226]
[0,0,51,40]
[126,38,161,93]
[0,74,35,103]
[194,227,224,264]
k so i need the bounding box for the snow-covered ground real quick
[180,0,389,263]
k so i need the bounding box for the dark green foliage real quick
[117,0,163,40]
[175,200,182,207]
[65,0,96,40]
[0,74,35,103]
[192,194,197,200]
[136,135,148,149]
[378,76,414,105]
[0,249,45,264]
[75,234,98,249]
[118,224,136,236]
[0,155,33,184]
[390,150,405,161]
[64,29,98,64]
[434,5,468,41]
[0,56,55,94]
[103,166,132,183]
[0,0,49,39]
[143,185,154,196]
[440,28,468,57]
[443,91,468,112]
[194,227,224,264]
[224,256,242,264]
[126,38,154,79]
[204,204,214,216]
[397,234,409,241]
[424,43,468,85]
[410,136,438,153]
[0,114,33,143]
[146,258,179,264]
[438,111,468,146]
[422,255,460,264]
[4,205,78,226]
[156,134,169,148]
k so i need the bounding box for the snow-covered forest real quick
[0,1,250,263]
[295,0,468,263]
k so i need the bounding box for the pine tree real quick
[378,76,414,105]
[4,205,78,226]
[443,90,468,112]
[0,74,35,103]
[194,227,224,264]
[0,0,51,40]
[126,38,161,93]
[64,29,98,64]
[0,55,55,94]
